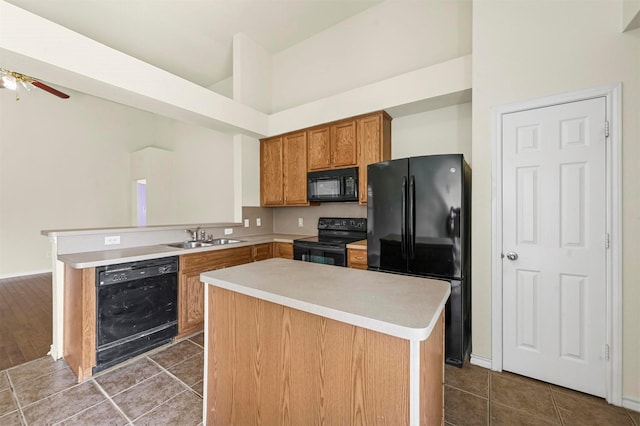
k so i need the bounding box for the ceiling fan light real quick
[2,75,16,91]
[20,80,33,91]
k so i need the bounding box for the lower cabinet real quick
[178,246,253,338]
[347,247,368,270]
[177,242,289,338]
[273,242,294,259]
[252,243,273,261]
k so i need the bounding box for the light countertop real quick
[58,234,308,269]
[201,258,450,341]
[346,239,367,249]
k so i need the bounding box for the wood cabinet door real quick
[252,243,273,261]
[307,127,331,171]
[274,242,293,259]
[178,246,254,337]
[331,120,357,168]
[178,270,208,336]
[283,132,308,205]
[357,113,391,204]
[261,137,284,206]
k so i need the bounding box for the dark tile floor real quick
[0,335,204,425]
[444,362,640,426]
[1,334,638,425]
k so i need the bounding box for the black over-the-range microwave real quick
[307,167,358,202]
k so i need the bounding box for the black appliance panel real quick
[293,243,346,266]
[94,256,178,374]
[293,217,366,267]
[367,159,409,273]
[408,155,463,279]
[96,273,178,346]
[307,167,358,202]
[366,154,471,367]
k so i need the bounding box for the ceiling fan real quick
[0,67,70,100]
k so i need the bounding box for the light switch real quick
[224,228,233,235]
[244,219,249,228]
[256,218,262,227]
[298,218,304,227]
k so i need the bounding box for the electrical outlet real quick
[244,219,249,228]
[256,218,262,227]
[104,235,120,245]
[298,218,304,227]
[224,228,233,235]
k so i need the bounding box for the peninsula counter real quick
[200,258,450,425]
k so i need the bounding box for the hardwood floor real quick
[0,273,52,370]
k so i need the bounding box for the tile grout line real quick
[98,368,166,399]
[90,377,134,425]
[146,352,203,396]
[5,370,27,426]
[129,389,192,423]
[104,354,200,423]
[93,365,172,423]
[548,383,566,426]
[444,383,490,402]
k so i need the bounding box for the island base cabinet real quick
[205,286,444,425]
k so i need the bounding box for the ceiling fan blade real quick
[32,81,70,99]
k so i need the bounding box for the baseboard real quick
[0,269,52,279]
[470,354,492,369]
[623,397,640,412]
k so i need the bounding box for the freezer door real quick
[408,155,464,279]
[367,159,409,273]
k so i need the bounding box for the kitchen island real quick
[200,258,450,426]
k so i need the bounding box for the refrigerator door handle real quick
[401,177,407,260]
[409,175,416,260]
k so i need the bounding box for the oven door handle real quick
[294,244,344,254]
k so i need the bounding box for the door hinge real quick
[605,344,610,361]
[605,233,610,249]
[605,121,610,138]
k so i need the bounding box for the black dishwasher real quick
[94,256,179,374]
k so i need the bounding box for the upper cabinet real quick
[308,120,358,171]
[357,112,392,204]
[260,136,284,206]
[282,132,308,205]
[260,132,309,206]
[261,111,391,207]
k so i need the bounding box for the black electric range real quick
[293,217,367,267]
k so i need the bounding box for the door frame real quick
[490,84,622,405]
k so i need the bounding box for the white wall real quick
[131,147,175,225]
[0,88,241,276]
[0,89,156,276]
[392,103,472,161]
[473,0,640,402]
[233,33,272,113]
[271,0,472,112]
[152,118,236,224]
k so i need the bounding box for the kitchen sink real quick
[165,238,244,249]
[166,241,214,249]
[209,238,243,245]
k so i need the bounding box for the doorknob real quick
[506,252,518,261]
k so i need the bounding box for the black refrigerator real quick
[367,154,471,367]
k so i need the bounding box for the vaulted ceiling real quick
[5,0,382,88]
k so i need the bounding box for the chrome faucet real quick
[185,227,201,241]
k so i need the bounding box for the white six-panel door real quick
[502,97,607,397]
